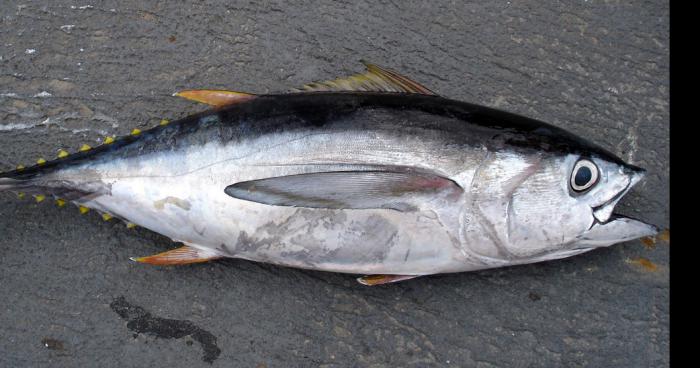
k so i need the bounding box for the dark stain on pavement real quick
[110,296,221,364]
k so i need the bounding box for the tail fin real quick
[0,177,19,192]
[0,176,39,195]
[1,167,78,199]
[1,159,65,196]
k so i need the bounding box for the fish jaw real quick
[579,164,656,247]
[473,215,658,268]
[573,215,658,249]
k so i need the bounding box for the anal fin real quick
[131,245,221,265]
[357,274,420,286]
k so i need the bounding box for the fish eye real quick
[570,159,599,192]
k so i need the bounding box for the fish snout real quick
[592,164,646,223]
[625,165,646,187]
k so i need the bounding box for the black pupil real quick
[574,166,592,187]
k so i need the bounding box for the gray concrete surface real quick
[0,1,669,367]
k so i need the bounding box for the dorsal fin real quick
[174,90,257,107]
[292,62,436,95]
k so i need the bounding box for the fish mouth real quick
[592,167,644,223]
[581,167,657,247]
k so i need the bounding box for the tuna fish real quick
[0,63,657,285]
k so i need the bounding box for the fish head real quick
[549,154,658,256]
[472,150,658,262]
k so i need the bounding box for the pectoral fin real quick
[174,90,256,107]
[224,170,463,212]
[357,274,420,286]
[130,245,221,265]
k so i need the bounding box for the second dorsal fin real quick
[292,62,436,95]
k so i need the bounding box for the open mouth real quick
[592,169,643,224]
[581,168,658,246]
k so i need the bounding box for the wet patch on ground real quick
[110,296,221,364]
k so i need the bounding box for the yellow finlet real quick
[79,205,90,214]
[175,90,257,107]
[160,119,170,126]
[57,150,69,158]
[102,213,113,221]
[79,144,92,152]
[55,198,66,207]
[34,194,46,203]
[16,164,25,171]
[36,158,47,165]
[130,128,142,136]
[17,192,25,199]
[103,136,115,144]
[126,222,137,229]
